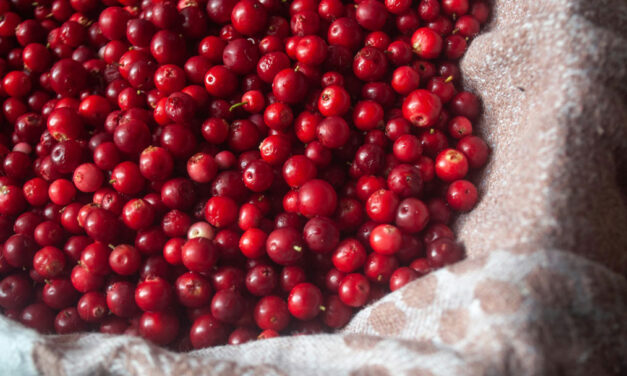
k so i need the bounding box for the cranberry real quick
[175,272,212,308]
[446,179,478,211]
[332,238,367,273]
[287,282,323,320]
[298,179,338,218]
[327,17,363,51]
[32,246,66,278]
[272,68,308,104]
[139,311,179,345]
[366,189,399,223]
[303,217,339,254]
[231,0,268,36]
[321,294,352,328]
[403,89,442,127]
[49,59,88,97]
[106,281,138,318]
[338,273,369,307]
[364,253,398,283]
[266,227,304,266]
[457,135,489,168]
[254,295,290,331]
[135,276,173,312]
[316,116,349,149]
[20,302,55,333]
[0,273,33,310]
[389,267,419,291]
[77,291,107,323]
[426,238,463,268]
[190,313,227,348]
[54,307,87,334]
[3,234,37,268]
[0,0,490,343]
[181,237,219,273]
[84,208,119,244]
[211,289,245,323]
[449,91,481,120]
[435,148,469,182]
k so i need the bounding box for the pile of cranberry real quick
[0,0,490,350]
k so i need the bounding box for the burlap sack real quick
[1,0,626,374]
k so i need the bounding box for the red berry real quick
[338,273,370,307]
[181,237,219,273]
[402,89,442,127]
[254,295,290,331]
[298,179,338,218]
[435,148,469,182]
[287,282,323,320]
[135,276,173,312]
[369,224,403,255]
[411,27,443,59]
[446,180,478,211]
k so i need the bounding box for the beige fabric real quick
[20,0,627,374]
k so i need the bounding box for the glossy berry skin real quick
[32,246,66,279]
[109,244,141,276]
[446,180,478,212]
[364,253,398,283]
[303,217,339,254]
[54,308,87,334]
[231,0,268,36]
[450,91,481,120]
[435,148,469,182]
[272,68,308,104]
[106,281,138,319]
[239,228,268,259]
[287,283,323,320]
[283,155,317,188]
[396,198,430,233]
[338,273,370,307]
[175,272,212,309]
[369,224,403,255]
[318,85,350,117]
[266,228,305,266]
[243,160,274,192]
[389,267,419,291]
[457,136,489,168]
[245,264,277,297]
[83,208,119,245]
[20,303,55,334]
[205,196,238,228]
[190,313,228,349]
[321,295,352,328]
[80,242,110,276]
[391,66,421,95]
[366,189,399,223]
[181,237,219,273]
[332,238,367,273]
[298,179,338,218]
[134,277,173,312]
[111,162,145,195]
[353,47,388,82]
[77,291,107,323]
[211,289,245,323]
[139,311,179,345]
[254,296,290,331]
[393,134,422,163]
[403,89,443,128]
[316,116,350,149]
[426,238,463,268]
[0,274,33,310]
[411,27,443,59]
